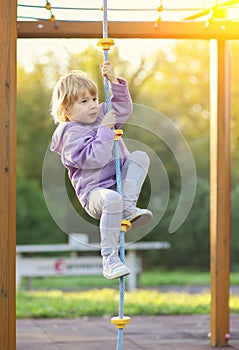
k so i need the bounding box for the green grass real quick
[16,288,239,319]
[140,270,211,286]
[17,270,239,319]
[20,269,239,290]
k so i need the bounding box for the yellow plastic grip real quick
[114,129,123,140]
[97,38,115,51]
[121,220,132,232]
[111,316,131,329]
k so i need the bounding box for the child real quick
[50,61,153,279]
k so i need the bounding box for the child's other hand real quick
[101,61,119,84]
[100,110,116,129]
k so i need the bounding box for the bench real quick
[16,234,170,291]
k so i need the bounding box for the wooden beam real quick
[210,39,231,347]
[0,1,17,350]
[17,20,239,39]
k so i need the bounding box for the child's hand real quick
[101,61,119,84]
[100,110,116,129]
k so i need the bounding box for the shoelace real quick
[108,254,121,267]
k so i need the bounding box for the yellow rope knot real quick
[97,38,115,51]
[121,220,132,232]
[111,316,131,329]
[114,129,123,140]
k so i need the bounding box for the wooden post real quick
[210,39,231,347]
[0,1,17,350]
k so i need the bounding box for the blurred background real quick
[16,37,239,274]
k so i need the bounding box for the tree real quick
[17,58,64,244]
[17,64,54,182]
[17,171,65,244]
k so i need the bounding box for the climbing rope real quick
[97,1,131,349]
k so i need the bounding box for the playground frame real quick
[1,1,238,349]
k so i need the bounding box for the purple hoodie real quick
[50,79,133,208]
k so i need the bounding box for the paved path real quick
[17,315,239,350]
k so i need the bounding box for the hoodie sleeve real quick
[61,124,116,170]
[101,79,133,128]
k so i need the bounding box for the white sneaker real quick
[125,208,153,230]
[103,252,131,280]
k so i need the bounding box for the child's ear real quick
[63,106,71,118]
[63,106,71,122]
[64,106,70,114]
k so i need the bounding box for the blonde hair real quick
[50,72,98,123]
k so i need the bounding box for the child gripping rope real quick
[50,61,153,280]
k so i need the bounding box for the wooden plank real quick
[17,20,239,39]
[209,39,231,347]
[16,241,170,253]
[0,1,17,350]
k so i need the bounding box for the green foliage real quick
[231,186,239,270]
[66,45,130,103]
[17,64,54,181]
[231,41,239,180]
[17,60,65,244]
[142,177,209,269]
[17,173,65,244]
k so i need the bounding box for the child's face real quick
[67,91,100,124]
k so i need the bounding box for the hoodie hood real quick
[50,122,71,154]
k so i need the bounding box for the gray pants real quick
[86,151,150,256]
